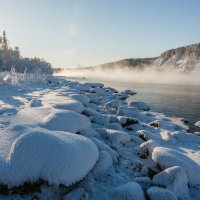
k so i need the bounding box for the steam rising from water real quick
[55,67,200,85]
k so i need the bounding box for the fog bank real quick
[55,67,200,85]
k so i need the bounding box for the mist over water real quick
[55,67,200,85]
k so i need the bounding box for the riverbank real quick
[0,76,200,199]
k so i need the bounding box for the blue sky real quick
[0,0,200,68]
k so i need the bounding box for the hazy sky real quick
[0,0,200,68]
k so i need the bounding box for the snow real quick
[92,151,113,178]
[195,121,200,128]
[69,94,91,105]
[0,75,199,199]
[0,126,99,187]
[41,110,91,133]
[128,101,150,111]
[152,147,200,186]
[147,186,178,200]
[152,166,190,200]
[110,182,145,200]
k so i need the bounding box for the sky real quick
[0,0,200,68]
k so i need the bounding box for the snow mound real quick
[41,110,91,133]
[160,131,176,144]
[29,98,43,107]
[0,127,99,187]
[89,137,119,163]
[92,151,113,178]
[128,101,150,111]
[117,106,140,118]
[139,140,158,158]
[195,121,200,128]
[53,99,84,114]
[85,93,100,104]
[69,94,90,105]
[133,177,152,191]
[152,147,200,186]
[152,166,190,200]
[147,186,178,200]
[97,128,130,146]
[80,127,101,138]
[105,123,123,130]
[172,131,200,143]
[110,182,145,200]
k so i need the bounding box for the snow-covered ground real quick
[0,75,200,200]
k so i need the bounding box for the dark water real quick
[71,77,200,132]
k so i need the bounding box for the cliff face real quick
[98,43,200,72]
[153,43,200,72]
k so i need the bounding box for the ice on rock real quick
[147,186,178,200]
[42,110,91,133]
[152,147,200,186]
[128,101,150,111]
[69,94,90,105]
[53,99,85,114]
[92,151,113,178]
[152,166,190,200]
[110,182,145,200]
[0,127,99,187]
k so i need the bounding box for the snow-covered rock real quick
[110,182,145,200]
[139,140,158,158]
[128,101,150,111]
[41,110,91,133]
[0,126,99,187]
[160,131,176,144]
[172,131,200,143]
[63,188,88,200]
[152,166,190,200]
[96,128,130,146]
[85,93,100,104]
[147,186,178,200]
[134,177,152,191]
[195,121,200,128]
[89,87,105,96]
[105,123,123,130]
[80,127,101,138]
[29,98,43,107]
[89,137,119,163]
[53,99,84,114]
[69,94,90,105]
[92,151,113,178]
[152,147,200,186]
[117,106,140,118]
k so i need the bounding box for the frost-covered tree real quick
[0,31,53,74]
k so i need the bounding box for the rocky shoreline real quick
[0,77,199,199]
